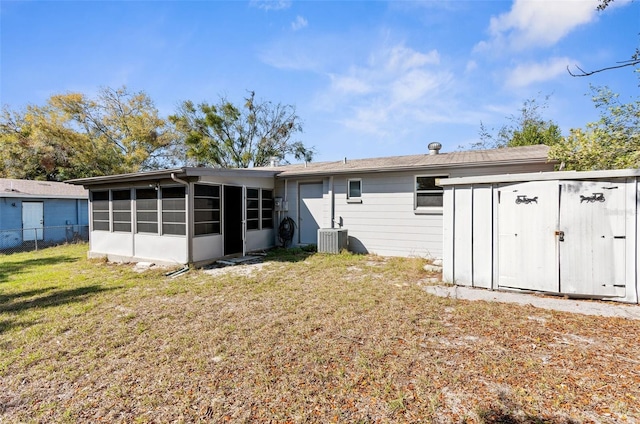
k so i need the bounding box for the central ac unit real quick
[317,228,348,254]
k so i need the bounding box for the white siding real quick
[192,235,223,264]
[135,234,188,264]
[332,172,443,258]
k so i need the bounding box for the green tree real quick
[549,85,640,170]
[0,86,178,181]
[169,91,313,168]
[474,95,562,150]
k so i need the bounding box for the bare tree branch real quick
[567,58,640,77]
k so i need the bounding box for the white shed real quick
[441,169,640,304]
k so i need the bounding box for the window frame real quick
[91,190,110,232]
[111,189,132,233]
[246,188,260,231]
[261,189,274,229]
[161,186,186,236]
[414,174,447,214]
[346,178,362,203]
[135,187,159,234]
[193,184,221,236]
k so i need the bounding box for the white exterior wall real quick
[277,162,554,259]
[333,172,443,258]
[135,234,188,264]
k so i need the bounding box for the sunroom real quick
[68,167,280,266]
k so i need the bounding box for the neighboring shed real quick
[441,169,640,303]
[0,178,88,250]
[67,167,279,266]
[271,145,555,259]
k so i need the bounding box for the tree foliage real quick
[0,87,178,181]
[549,85,640,170]
[169,91,313,168]
[474,95,562,150]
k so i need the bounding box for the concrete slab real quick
[424,285,640,320]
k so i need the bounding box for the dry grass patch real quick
[1,245,639,423]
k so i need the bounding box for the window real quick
[246,188,260,230]
[347,179,362,201]
[91,191,110,231]
[261,189,273,229]
[415,175,446,210]
[112,189,131,232]
[162,186,186,235]
[194,184,220,236]
[136,188,158,234]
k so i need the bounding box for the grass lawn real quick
[1,244,639,423]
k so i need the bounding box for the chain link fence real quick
[0,225,89,255]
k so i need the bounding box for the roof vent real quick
[428,142,442,155]
[269,156,280,167]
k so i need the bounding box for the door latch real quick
[555,230,565,242]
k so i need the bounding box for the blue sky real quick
[1,0,638,162]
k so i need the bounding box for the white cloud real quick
[329,74,372,95]
[479,0,597,52]
[319,43,453,138]
[249,0,291,11]
[291,15,308,31]
[505,56,573,88]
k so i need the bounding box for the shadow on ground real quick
[0,255,79,283]
[0,285,118,334]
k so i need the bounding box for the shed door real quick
[497,181,558,292]
[559,181,625,297]
[22,202,44,241]
[299,183,324,245]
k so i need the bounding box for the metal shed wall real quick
[442,169,640,304]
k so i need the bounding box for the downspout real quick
[329,176,335,229]
[171,173,192,265]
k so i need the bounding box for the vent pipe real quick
[428,142,442,155]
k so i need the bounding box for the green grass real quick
[1,244,639,423]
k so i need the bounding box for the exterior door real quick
[497,181,558,292]
[22,202,44,241]
[223,185,244,255]
[298,183,324,245]
[559,181,625,297]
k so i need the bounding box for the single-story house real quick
[0,178,88,250]
[68,144,555,266]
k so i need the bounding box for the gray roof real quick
[268,145,553,177]
[65,145,553,187]
[0,178,88,199]
[66,167,280,187]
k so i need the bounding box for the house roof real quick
[267,145,553,177]
[66,145,554,187]
[66,167,280,187]
[0,178,88,199]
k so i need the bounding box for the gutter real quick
[171,172,192,266]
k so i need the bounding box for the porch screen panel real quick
[162,186,186,235]
[246,188,259,230]
[112,189,132,232]
[92,191,110,231]
[261,189,274,229]
[194,184,220,235]
[136,188,158,234]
